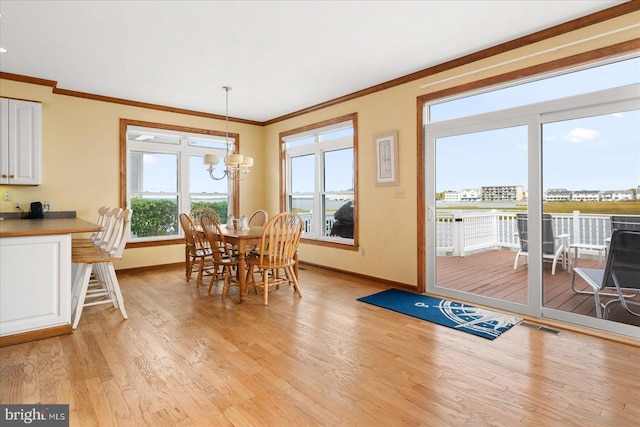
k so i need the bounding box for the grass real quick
[437,201,640,215]
[543,201,640,214]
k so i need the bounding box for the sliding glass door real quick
[541,101,640,333]
[431,125,531,308]
[426,115,540,317]
[425,80,640,338]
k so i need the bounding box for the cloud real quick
[143,154,158,164]
[565,127,599,143]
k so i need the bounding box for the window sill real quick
[300,237,358,251]
[126,238,183,249]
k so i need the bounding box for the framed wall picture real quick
[374,130,399,186]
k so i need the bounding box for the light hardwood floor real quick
[1,266,639,426]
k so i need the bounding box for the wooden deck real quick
[436,249,640,327]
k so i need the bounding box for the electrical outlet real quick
[45,200,52,210]
[2,191,10,201]
[15,202,21,209]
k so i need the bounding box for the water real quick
[291,198,352,213]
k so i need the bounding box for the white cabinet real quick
[0,97,43,185]
[0,234,71,336]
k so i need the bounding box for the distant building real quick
[481,185,524,202]
[444,191,461,202]
[447,186,637,203]
[460,188,481,202]
[545,188,572,201]
[601,190,634,201]
[572,190,600,202]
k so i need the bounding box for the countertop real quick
[0,218,101,237]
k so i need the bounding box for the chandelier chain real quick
[204,85,252,181]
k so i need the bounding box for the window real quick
[122,120,238,243]
[429,56,640,122]
[281,114,358,248]
[426,55,640,209]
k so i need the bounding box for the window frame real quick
[427,55,640,123]
[119,118,240,248]
[279,113,358,250]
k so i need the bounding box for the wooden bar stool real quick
[72,206,111,247]
[70,208,132,329]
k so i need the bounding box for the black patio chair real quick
[514,213,568,275]
[611,215,640,232]
[571,230,640,319]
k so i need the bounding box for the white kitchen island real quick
[0,217,100,346]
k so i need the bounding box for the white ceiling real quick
[0,1,624,122]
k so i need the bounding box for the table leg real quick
[237,241,247,301]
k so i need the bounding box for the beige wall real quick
[1,11,637,284]
[0,82,267,270]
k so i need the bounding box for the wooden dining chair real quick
[242,209,269,254]
[248,209,268,226]
[200,214,240,298]
[71,208,132,329]
[189,206,223,254]
[179,213,213,287]
[245,211,303,305]
[190,206,222,227]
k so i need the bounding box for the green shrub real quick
[130,199,179,238]
[190,201,229,222]
[130,199,229,238]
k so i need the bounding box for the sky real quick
[542,111,639,191]
[432,56,639,193]
[435,110,639,192]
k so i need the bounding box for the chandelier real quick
[204,86,253,181]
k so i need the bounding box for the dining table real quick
[218,224,299,300]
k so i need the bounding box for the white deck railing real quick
[301,209,617,261]
[436,210,612,258]
[297,213,337,235]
